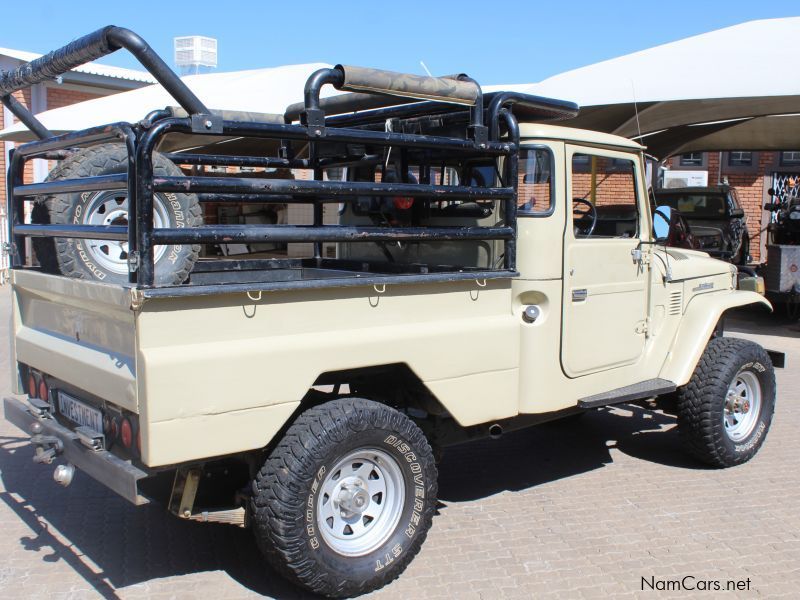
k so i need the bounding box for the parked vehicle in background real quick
[0,26,783,598]
[655,185,750,264]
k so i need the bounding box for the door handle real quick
[572,288,588,302]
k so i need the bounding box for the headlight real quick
[790,211,800,220]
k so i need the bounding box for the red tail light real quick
[120,418,133,449]
[27,373,38,398]
[393,196,414,210]
[38,379,49,403]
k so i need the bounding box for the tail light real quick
[27,373,38,398]
[393,196,414,210]
[38,379,49,403]
[120,418,133,449]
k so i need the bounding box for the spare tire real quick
[32,143,201,285]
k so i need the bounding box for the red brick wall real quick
[46,87,98,110]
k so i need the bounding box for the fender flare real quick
[659,290,771,387]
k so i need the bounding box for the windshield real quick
[656,193,727,217]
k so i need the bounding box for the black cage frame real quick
[2,26,578,298]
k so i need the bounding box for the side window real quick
[571,153,639,238]
[518,147,553,215]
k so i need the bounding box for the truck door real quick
[561,146,650,377]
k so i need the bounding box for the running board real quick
[578,378,676,409]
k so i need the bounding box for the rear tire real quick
[31,143,201,285]
[250,398,437,597]
[676,337,775,468]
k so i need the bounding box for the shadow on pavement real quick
[437,404,705,503]
[0,404,705,598]
[0,435,315,600]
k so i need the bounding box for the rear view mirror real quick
[653,206,672,240]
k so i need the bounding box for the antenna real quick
[630,79,642,140]
[174,36,218,76]
[419,60,433,77]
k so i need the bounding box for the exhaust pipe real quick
[489,424,503,439]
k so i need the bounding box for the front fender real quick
[659,290,771,387]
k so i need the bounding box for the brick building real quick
[663,151,800,262]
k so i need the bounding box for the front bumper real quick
[3,396,150,505]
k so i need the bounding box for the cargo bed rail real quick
[3,26,579,295]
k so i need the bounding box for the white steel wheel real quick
[81,190,170,275]
[723,369,762,442]
[316,448,405,557]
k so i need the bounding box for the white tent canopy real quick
[507,17,800,157]
[0,62,333,142]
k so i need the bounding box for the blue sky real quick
[1,1,797,85]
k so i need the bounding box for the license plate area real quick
[58,391,103,434]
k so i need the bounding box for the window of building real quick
[679,153,704,166]
[728,151,752,167]
[780,151,800,166]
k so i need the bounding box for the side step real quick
[578,378,676,409]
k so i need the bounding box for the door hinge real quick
[635,318,650,335]
[631,247,651,265]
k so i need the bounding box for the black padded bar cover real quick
[0,26,116,95]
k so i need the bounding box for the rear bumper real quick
[3,396,150,505]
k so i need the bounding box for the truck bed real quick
[10,269,520,468]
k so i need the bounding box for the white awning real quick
[506,17,800,157]
[0,62,332,143]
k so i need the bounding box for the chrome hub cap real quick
[724,369,761,441]
[317,448,405,557]
[82,191,170,274]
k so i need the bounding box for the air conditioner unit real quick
[174,36,218,75]
[663,170,708,188]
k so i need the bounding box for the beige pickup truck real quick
[1,27,781,598]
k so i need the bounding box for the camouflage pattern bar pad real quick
[0,26,116,96]
[337,65,479,106]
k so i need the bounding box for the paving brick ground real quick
[0,285,798,599]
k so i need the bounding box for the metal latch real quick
[27,397,53,418]
[635,319,649,334]
[127,251,140,273]
[75,426,105,451]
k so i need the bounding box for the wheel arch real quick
[659,290,771,387]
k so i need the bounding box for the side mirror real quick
[653,206,672,240]
[730,208,745,218]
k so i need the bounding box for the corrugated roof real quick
[0,46,157,84]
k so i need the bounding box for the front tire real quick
[250,398,437,597]
[677,337,776,468]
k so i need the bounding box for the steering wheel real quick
[572,198,597,237]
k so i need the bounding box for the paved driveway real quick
[0,285,798,599]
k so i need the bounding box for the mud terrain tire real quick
[250,398,437,597]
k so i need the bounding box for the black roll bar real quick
[0,26,214,140]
